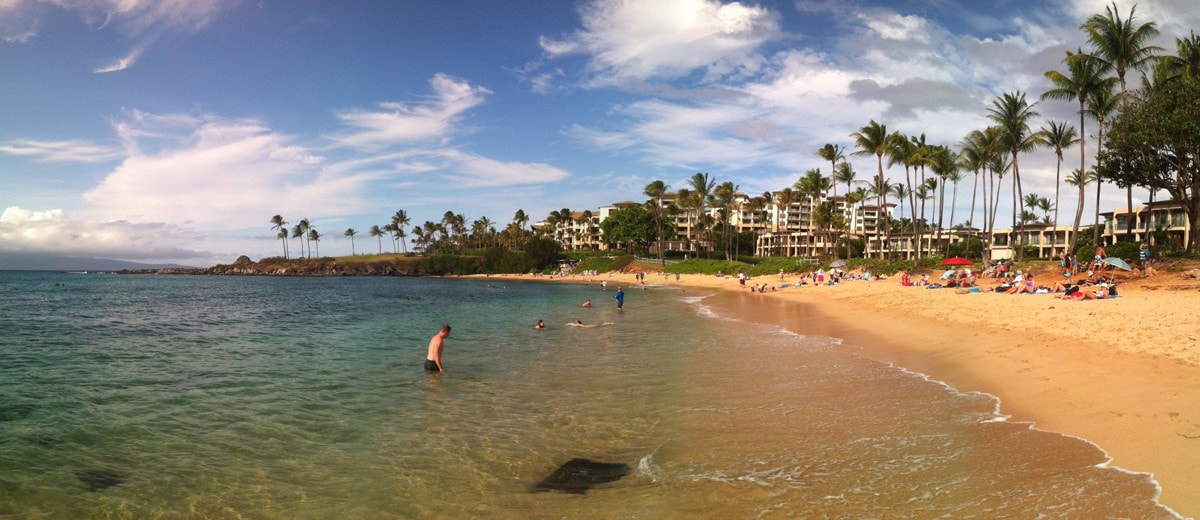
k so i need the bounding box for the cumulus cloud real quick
[540,0,782,86]
[79,112,358,230]
[330,74,492,150]
[0,205,207,262]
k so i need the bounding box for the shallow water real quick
[0,272,1178,518]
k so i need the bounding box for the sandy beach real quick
[489,266,1200,517]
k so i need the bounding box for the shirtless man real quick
[425,324,450,373]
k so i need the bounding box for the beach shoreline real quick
[478,269,1200,517]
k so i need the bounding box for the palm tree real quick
[369,225,384,254]
[987,92,1040,260]
[958,133,985,249]
[344,228,357,256]
[850,120,892,259]
[1082,2,1161,108]
[291,219,310,258]
[644,179,669,264]
[1162,31,1200,81]
[890,183,909,232]
[688,172,716,253]
[1066,168,1092,250]
[711,181,738,259]
[307,228,321,257]
[988,154,1011,257]
[817,143,845,198]
[929,145,959,254]
[1086,83,1119,246]
[796,169,829,258]
[1082,2,1161,242]
[1041,48,1114,253]
[390,210,411,253]
[395,226,408,252]
[1036,121,1079,229]
[269,214,289,258]
[774,187,801,253]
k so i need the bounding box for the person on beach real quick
[425,324,451,373]
[582,299,591,308]
[615,287,624,309]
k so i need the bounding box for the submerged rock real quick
[76,470,123,491]
[532,458,631,494]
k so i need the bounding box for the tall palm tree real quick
[987,92,1040,260]
[688,172,716,253]
[395,226,408,253]
[344,228,357,256]
[886,133,919,261]
[1042,49,1114,253]
[832,161,856,226]
[390,210,411,253]
[1066,168,1092,251]
[292,218,311,258]
[817,143,845,198]
[711,181,739,259]
[850,120,892,259]
[1086,83,1119,246]
[1082,2,1161,242]
[796,169,829,258]
[307,228,321,257]
[929,145,959,254]
[1036,121,1079,230]
[958,133,985,249]
[369,225,384,254]
[775,187,801,254]
[270,214,289,258]
[644,179,669,264]
[988,154,1011,256]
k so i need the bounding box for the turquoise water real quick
[0,272,1179,518]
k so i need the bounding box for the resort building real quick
[542,192,1197,262]
[1102,201,1193,253]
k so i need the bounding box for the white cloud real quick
[0,138,122,162]
[0,205,206,262]
[330,73,491,150]
[540,0,782,86]
[436,150,569,187]
[94,46,142,73]
[80,113,360,230]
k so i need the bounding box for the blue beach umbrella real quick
[1101,257,1132,271]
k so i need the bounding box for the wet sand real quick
[484,269,1200,517]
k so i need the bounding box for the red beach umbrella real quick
[938,257,974,267]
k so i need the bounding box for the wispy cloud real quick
[0,139,122,162]
[330,73,491,150]
[94,47,142,73]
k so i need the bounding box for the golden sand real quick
[481,266,1200,517]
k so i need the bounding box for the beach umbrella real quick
[1101,257,1131,271]
[830,259,847,268]
[938,257,973,267]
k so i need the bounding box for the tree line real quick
[271,3,1200,262]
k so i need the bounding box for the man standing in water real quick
[425,324,450,373]
[614,287,624,310]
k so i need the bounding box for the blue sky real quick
[2,0,1197,266]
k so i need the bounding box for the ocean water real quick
[0,271,1179,519]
